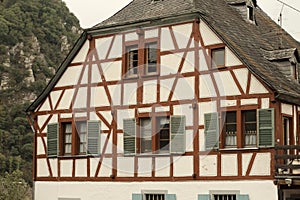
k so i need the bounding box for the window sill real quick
[210,66,227,71]
[219,147,259,151]
[124,153,185,157]
[58,154,88,159]
[123,75,139,80]
[141,73,159,78]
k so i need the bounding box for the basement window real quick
[291,62,297,80]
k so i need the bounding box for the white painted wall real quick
[281,103,293,116]
[200,21,223,46]
[34,180,278,200]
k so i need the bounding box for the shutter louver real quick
[237,194,249,200]
[123,118,136,155]
[258,108,274,147]
[198,194,210,200]
[170,116,186,154]
[47,123,58,157]
[132,194,142,200]
[204,113,219,150]
[87,121,101,155]
[165,194,176,200]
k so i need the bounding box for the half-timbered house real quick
[26,0,300,199]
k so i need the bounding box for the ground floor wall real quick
[34,180,277,200]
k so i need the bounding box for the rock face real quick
[0,0,82,103]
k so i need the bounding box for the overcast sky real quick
[63,0,300,41]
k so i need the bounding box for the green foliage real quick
[0,0,81,190]
[0,170,32,200]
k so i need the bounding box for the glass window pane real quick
[224,112,237,147]
[65,144,71,154]
[145,42,157,74]
[65,123,72,133]
[140,118,152,153]
[212,48,225,68]
[126,45,138,76]
[158,117,170,152]
[243,110,257,146]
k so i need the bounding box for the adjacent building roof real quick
[27,0,300,112]
[262,48,297,61]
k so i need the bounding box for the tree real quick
[0,170,32,200]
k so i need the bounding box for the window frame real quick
[210,47,225,69]
[124,115,185,155]
[204,108,274,150]
[139,116,171,154]
[242,110,257,147]
[61,121,73,156]
[125,44,139,78]
[222,111,237,148]
[59,119,89,157]
[144,42,158,76]
[123,30,159,79]
[247,6,254,21]
[46,120,101,158]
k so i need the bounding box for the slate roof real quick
[93,0,300,105]
[27,0,300,112]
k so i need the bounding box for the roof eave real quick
[276,91,300,106]
[86,11,202,36]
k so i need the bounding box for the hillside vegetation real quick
[0,0,81,189]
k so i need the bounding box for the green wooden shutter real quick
[132,194,142,200]
[123,118,136,155]
[198,194,210,200]
[170,116,186,154]
[258,108,274,147]
[237,194,249,200]
[165,194,176,200]
[47,123,58,158]
[87,121,101,155]
[204,112,219,150]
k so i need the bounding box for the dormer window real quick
[247,6,254,21]
[291,62,298,80]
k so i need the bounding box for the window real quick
[157,117,170,153]
[126,45,138,77]
[145,42,157,75]
[62,122,72,155]
[223,111,237,148]
[144,194,165,200]
[291,62,297,79]
[247,6,254,21]
[62,121,87,155]
[204,109,274,150]
[213,194,236,200]
[243,110,257,147]
[140,117,170,154]
[198,193,249,200]
[76,121,87,154]
[132,191,176,200]
[47,121,101,157]
[211,47,225,68]
[124,38,158,78]
[124,116,185,155]
[140,118,152,153]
